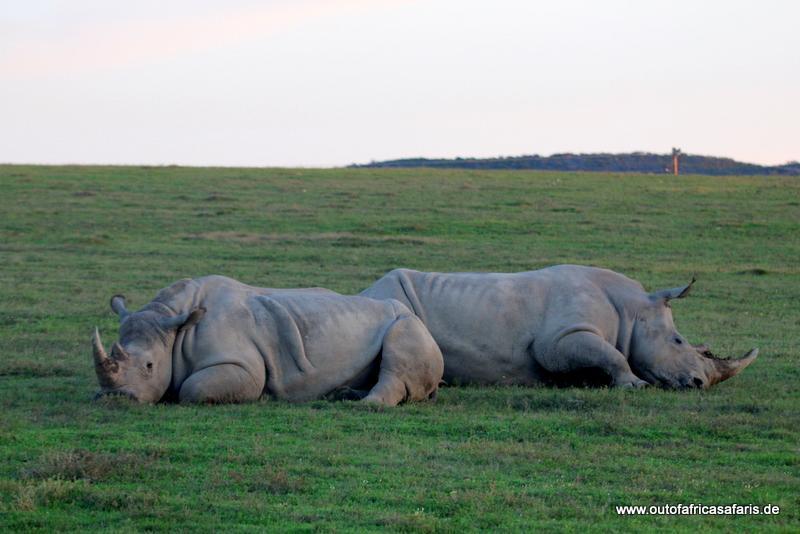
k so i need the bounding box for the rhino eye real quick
[146,362,153,369]
[674,337,683,345]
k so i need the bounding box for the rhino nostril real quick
[692,377,704,388]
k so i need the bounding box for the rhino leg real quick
[179,363,265,403]
[536,331,648,389]
[363,315,444,406]
[326,387,370,401]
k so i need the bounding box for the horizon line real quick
[1,149,798,170]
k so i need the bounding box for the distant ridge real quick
[352,152,800,176]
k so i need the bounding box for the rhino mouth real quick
[94,388,138,401]
[631,368,697,390]
[639,372,674,389]
[643,376,698,390]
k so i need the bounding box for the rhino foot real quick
[615,375,650,389]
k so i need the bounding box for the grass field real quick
[0,164,798,532]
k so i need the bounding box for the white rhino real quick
[360,265,758,389]
[92,276,443,405]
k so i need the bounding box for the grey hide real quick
[360,265,758,389]
[93,275,443,405]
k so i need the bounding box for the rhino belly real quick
[409,278,540,385]
[439,343,537,385]
[274,348,382,402]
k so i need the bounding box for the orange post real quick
[671,148,681,176]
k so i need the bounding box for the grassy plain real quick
[0,165,798,531]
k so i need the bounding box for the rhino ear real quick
[651,276,696,302]
[180,307,206,331]
[160,307,206,332]
[110,295,130,320]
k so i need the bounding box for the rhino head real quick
[628,278,758,389]
[92,295,205,403]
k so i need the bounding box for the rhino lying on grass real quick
[361,265,758,389]
[93,276,443,405]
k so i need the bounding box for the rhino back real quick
[158,275,337,313]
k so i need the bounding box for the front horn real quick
[92,328,119,383]
[711,348,759,385]
[92,327,109,365]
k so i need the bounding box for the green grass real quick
[0,164,798,532]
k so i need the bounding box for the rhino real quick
[360,265,758,389]
[92,275,443,405]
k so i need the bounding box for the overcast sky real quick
[1,0,798,167]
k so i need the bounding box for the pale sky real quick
[1,0,798,167]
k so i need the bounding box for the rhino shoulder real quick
[384,298,414,318]
[384,267,422,277]
[192,274,248,290]
[152,278,199,306]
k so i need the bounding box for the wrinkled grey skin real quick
[93,275,443,405]
[361,265,758,389]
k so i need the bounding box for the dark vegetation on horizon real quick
[354,152,800,176]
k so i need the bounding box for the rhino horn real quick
[92,328,109,365]
[709,348,759,385]
[110,342,130,361]
[651,276,696,301]
[92,328,120,383]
